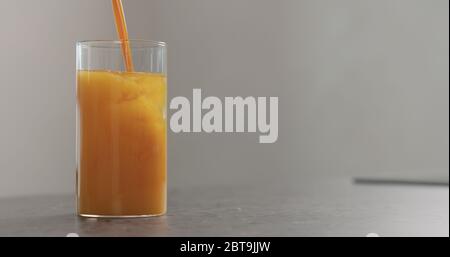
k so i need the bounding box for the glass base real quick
[78,212,166,219]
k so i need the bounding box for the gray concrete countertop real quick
[0,176,448,236]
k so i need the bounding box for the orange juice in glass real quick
[76,40,167,217]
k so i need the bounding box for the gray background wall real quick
[0,0,448,197]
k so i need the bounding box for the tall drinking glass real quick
[76,40,167,217]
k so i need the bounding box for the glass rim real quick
[76,39,167,48]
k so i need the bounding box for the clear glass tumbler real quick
[76,40,167,217]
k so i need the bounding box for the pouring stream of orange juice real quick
[112,0,134,72]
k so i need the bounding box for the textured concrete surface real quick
[0,176,448,236]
